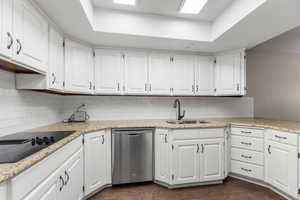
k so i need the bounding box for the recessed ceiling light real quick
[114,0,136,6]
[180,0,208,14]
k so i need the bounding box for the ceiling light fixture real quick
[114,0,136,6]
[180,0,208,14]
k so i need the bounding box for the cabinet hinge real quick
[172,174,174,180]
[83,186,85,192]
[172,145,174,150]
[82,138,85,144]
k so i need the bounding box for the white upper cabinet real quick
[84,130,111,196]
[123,51,148,95]
[171,55,195,96]
[0,0,13,58]
[148,53,172,95]
[94,49,123,94]
[64,39,94,93]
[171,140,200,185]
[265,140,298,199]
[13,0,48,73]
[48,26,64,91]
[215,51,244,96]
[200,139,224,182]
[195,56,215,96]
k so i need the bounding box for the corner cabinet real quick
[155,128,225,187]
[265,130,298,199]
[84,130,111,197]
[0,0,13,58]
[215,50,246,96]
[64,39,94,94]
[13,0,48,73]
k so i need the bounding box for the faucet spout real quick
[173,99,185,120]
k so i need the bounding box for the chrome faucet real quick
[173,99,185,120]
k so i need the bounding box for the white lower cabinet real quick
[155,129,170,184]
[265,139,298,199]
[200,139,224,182]
[156,128,225,187]
[84,130,111,196]
[171,140,200,185]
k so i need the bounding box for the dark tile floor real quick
[88,178,286,200]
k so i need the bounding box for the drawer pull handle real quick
[59,175,65,191]
[241,155,252,159]
[241,168,252,172]
[241,142,252,146]
[241,131,252,134]
[197,144,199,153]
[275,135,287,140]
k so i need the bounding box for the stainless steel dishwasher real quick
[112,128,154,185]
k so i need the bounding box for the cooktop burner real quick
[0,131,75,163]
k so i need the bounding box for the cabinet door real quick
[200,139,224,182]
[48,26,64,91]
[172,55,195,96]
[123,52,148,95]
[215,52,241,95]
[84,131,111,196]
[13,0,48,73]
[195,56,215,96]
[171,140,200,185]
[148,54,172,95]
[155,129,170,184]
[265,141,298,199]
[63,148,84,200]
[0,0,13,58]
[23,166,63,200]
[94,49,123,94]
[65,39,94,93]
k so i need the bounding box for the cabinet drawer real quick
[266,129,297,146]
[231,160,264,180]
[231,147,264,166]
[231,135,263,152]
[231,127,264,138]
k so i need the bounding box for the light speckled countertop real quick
[1,117,300,184]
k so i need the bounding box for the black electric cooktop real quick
[0,131,75,163]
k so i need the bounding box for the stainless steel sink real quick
[166,120,210,125]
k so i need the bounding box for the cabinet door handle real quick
[268,145,271,154]
[117,83,120,91]
[64,171,69,185]
[196,85,199,92]
[192,85,195,93]
[275,135,287,140]
[164,134,167,143]
[197,144,199,153]
[51,73,56,85]
[145,83,147,91]
[149,84,152,92]
[237,83,240,91]
[201,144,204,153]
[16,39,22,55]
[89,82,92,90]
[7,32,13,49]
[59,176,65,191]
[102,135,105,144]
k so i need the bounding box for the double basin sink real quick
[166,120,210,125]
